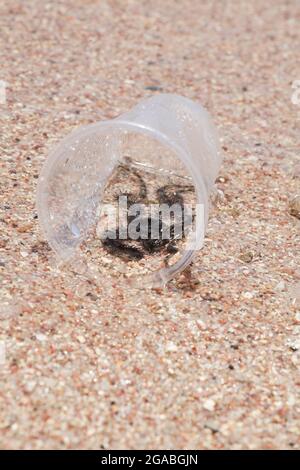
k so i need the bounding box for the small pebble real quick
[165,341,178,352]
[239,251,254,263]
[289,195,300,219]
[145,85,163,91]
[276,280,285,291]
[287,339,300,352]
[25,381,37,393]
[35,333,47,342]
[242,291,254,299]
[203,399,216,412]
[204,420,219,433]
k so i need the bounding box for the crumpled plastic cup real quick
[37,94,222,287]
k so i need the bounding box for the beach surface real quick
[0,0,299,449]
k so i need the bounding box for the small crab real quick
[101,161,195,265]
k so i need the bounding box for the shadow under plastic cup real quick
[37,94,222,287]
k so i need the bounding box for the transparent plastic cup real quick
[37,94,222,287]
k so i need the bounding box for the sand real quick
[0,0,299,450]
